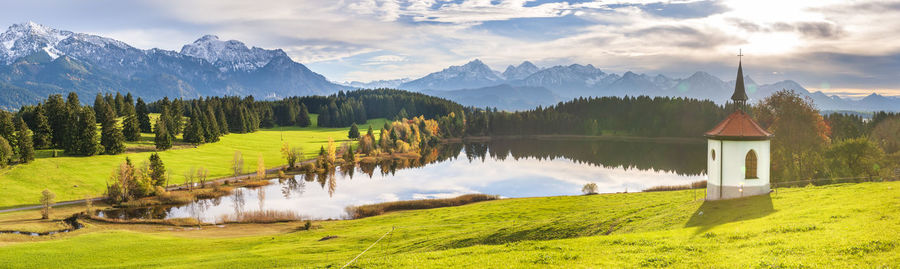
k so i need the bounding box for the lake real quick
[99,138,707,222]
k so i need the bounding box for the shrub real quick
[346,194,499,219]
[218,210,303,223]
[643,181,707,192]
[157,189,194,205]
[582,182,599,195]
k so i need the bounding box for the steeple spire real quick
[731,49,748,110]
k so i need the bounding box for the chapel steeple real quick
[731,50,749,110]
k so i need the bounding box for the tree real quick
[154,118,173,150]
[348,123,360,139]
[68,107,100,156]
[232,151,244,176]
[149,153,166,187]
[32,104,52,149]
[136,98,152,133]
[754,90,830,182]
[281,142,302,168]
[45,94,68,147]
[100,105,126,155]
[296,103,311,127]
[183,113,205,145]
[0,137,12,167]
[825,137,885,178]
[94,93,112,124]
[0,112,16,153]
[15,118,34,163]
[582,182,599,195]
[257,154,266,180]
[40,189,55,219]
[197,167,209,188]
[326,137,336,165]
[122,114,141,142]
[870,117,900,154]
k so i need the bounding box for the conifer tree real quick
[0,136,11,167]
[183,112,205,145]
[204,106,220,142]
[114,92,125,116]
[348,123,360,139]
[0,112,16,152]
[32,104,52,149]
[216,107,229,134]
[100,105,126,155]
[170,99,184,135]
[135,98,152,133]
[44,95,68,147]
[123,93,135,116]
[122,113,141,142]
[69,107,100,156]
[296,103,311,127]
[154,118,173,151]
[15,117,34,163]
[149,153,166,187]
[94,93,110,123]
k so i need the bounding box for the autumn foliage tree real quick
[753,90,830,182]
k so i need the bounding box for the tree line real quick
[463,96,727,137]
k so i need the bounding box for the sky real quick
[2,0,899,97]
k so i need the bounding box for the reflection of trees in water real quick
[257,187,266,211]
[232,188,245,218]
[465,139,706,176]
[327,170,337,197]
[280,177,305,199]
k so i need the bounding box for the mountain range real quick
[385,59,900,112]
[0,22,346,110]
[1,22,897,113]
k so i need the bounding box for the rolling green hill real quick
[1,181,897,268]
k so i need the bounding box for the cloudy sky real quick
[2,0,899,97]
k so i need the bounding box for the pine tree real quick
[170,99,184,135]
[69,107,100,156]
[32,104,52,149]
[0,136,11,167]
[149,153,166,187]
[100,105,126,155]
[122,114,141,142]
[348,123,360,139]
[114,92,125,116]
[94,93,110,124]
[15,117,34,163]
[123,93,135,116]
[216,107,229,134]
[183,111,205,145]
[45,94,68,147]
[0,112,16,153]
[136,98,152,133]
[154,118,173,151]
[204,106,220,142]
[296,103,311,127]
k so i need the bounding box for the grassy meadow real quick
[0,181,897,268]
[0,114,387,208]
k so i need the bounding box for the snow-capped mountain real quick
[399,59,504,91]
[342,78,411,89]
[180,35,287,72]
[0,21,131,65]
[502,61,541,80]
[0,22,346,109]
[394,59,900,112]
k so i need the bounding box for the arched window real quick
[711,149,716,161]
[745,150,757,179]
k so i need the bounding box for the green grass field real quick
[0,181,897,268]
[0,114,387,208]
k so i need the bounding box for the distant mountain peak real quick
[503,60,541,80]
[180,34,288,72]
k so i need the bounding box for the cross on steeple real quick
[731,49,749,110]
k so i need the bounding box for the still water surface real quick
[100,139,706,222]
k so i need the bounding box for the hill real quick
[0,181,897,267]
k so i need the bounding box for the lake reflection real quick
[100,139,706,222]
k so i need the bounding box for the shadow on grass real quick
[685,194,775,236]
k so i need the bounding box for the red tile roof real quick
[705,110,773,140]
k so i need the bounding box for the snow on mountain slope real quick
[180,35,288,72]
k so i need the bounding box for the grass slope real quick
[0,115,386,208]
[1,181,897,268]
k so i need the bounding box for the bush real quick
[582,182,599,195]
[345,194,499,219]
[157,189,194,205]
[643,181,707,192]
[218,210,303,223]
